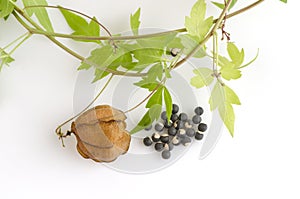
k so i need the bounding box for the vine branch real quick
[17,1,264,42]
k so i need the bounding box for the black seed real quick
[179,113,188,121]
[172,104,179,114]
[164,143,174,151]
[181,137,192,146]
[162,150,171,159]
[143,137,153,146]
[192,115,202,124]
[172,136,181,146]
[177,129,186,138]
[185,119,193,128]
[168,126,177,136]
[164,120,172,128]
[161,111,168,120]
[175,120,185,130]
[155,122,164,132]
[151,133,161,142]
[195,132,204,140]
[194,107,204,115]
[154,142,164,152]
[144,124,152,131]
[171,114,179,122]
[186,128,196,137]
[170,48,180,57]
[160,134,170,143]
[198,123,208,132]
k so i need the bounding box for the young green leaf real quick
[0,0,15,18]
[238,49,259,69]
[130,8,141,36]
[220,67,242,81]
[190,68,214,88]
[0,48,14,71]
[218,102,235,137]
[185,0,213,41]
[209,83,241,136]
[223,85,241,105]
[280,0,287,3]
[59,8,100,43]
[22,0,54,32]
[163,87,173,121]
[227,42,244,67]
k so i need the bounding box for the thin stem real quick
[226,0,264,20]
[12,9,146,77]
[2,33,28,50]
[55,74,114,138]
[23,5,113,37]
[173,0,234,69]
[28,27,184,41]
[8,33,32,55]
[213,33,217,73]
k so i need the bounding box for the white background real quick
[1,0,299,198]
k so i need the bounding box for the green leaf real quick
[209,82,224,111]
[190,68,214,88]
[146,87,163,108]
[134,63,164,91]
[185,0,213,41]
[280,0,287,3]
[0,48,14,71]
[220,67,242,80]
[0,0,15,18]
[227,42,244,67]
[217,43,247,80]
[130,8,141,36]
[148,63,163,81]
[218,102,235,137]
[78,44,136,82]
[133,48,164,65]
[179,34,207,58]
[224,85,241,105]
[209,83,241,136]
[59,7,100,43]
[239,49,259,69]
[22,0,54,32]
[130,86,164,134]
[212,0,238,11]
[130,104,161,134]
[78,45,113,70]
[138,32,177,49]
[163,87,173,121]
[134,80,160,91]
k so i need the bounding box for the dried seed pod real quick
[71,105,131,163]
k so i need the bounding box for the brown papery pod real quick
[71,105,131,163]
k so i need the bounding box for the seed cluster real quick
[143,104,207,159]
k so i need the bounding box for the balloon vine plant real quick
[0,0,287,161]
